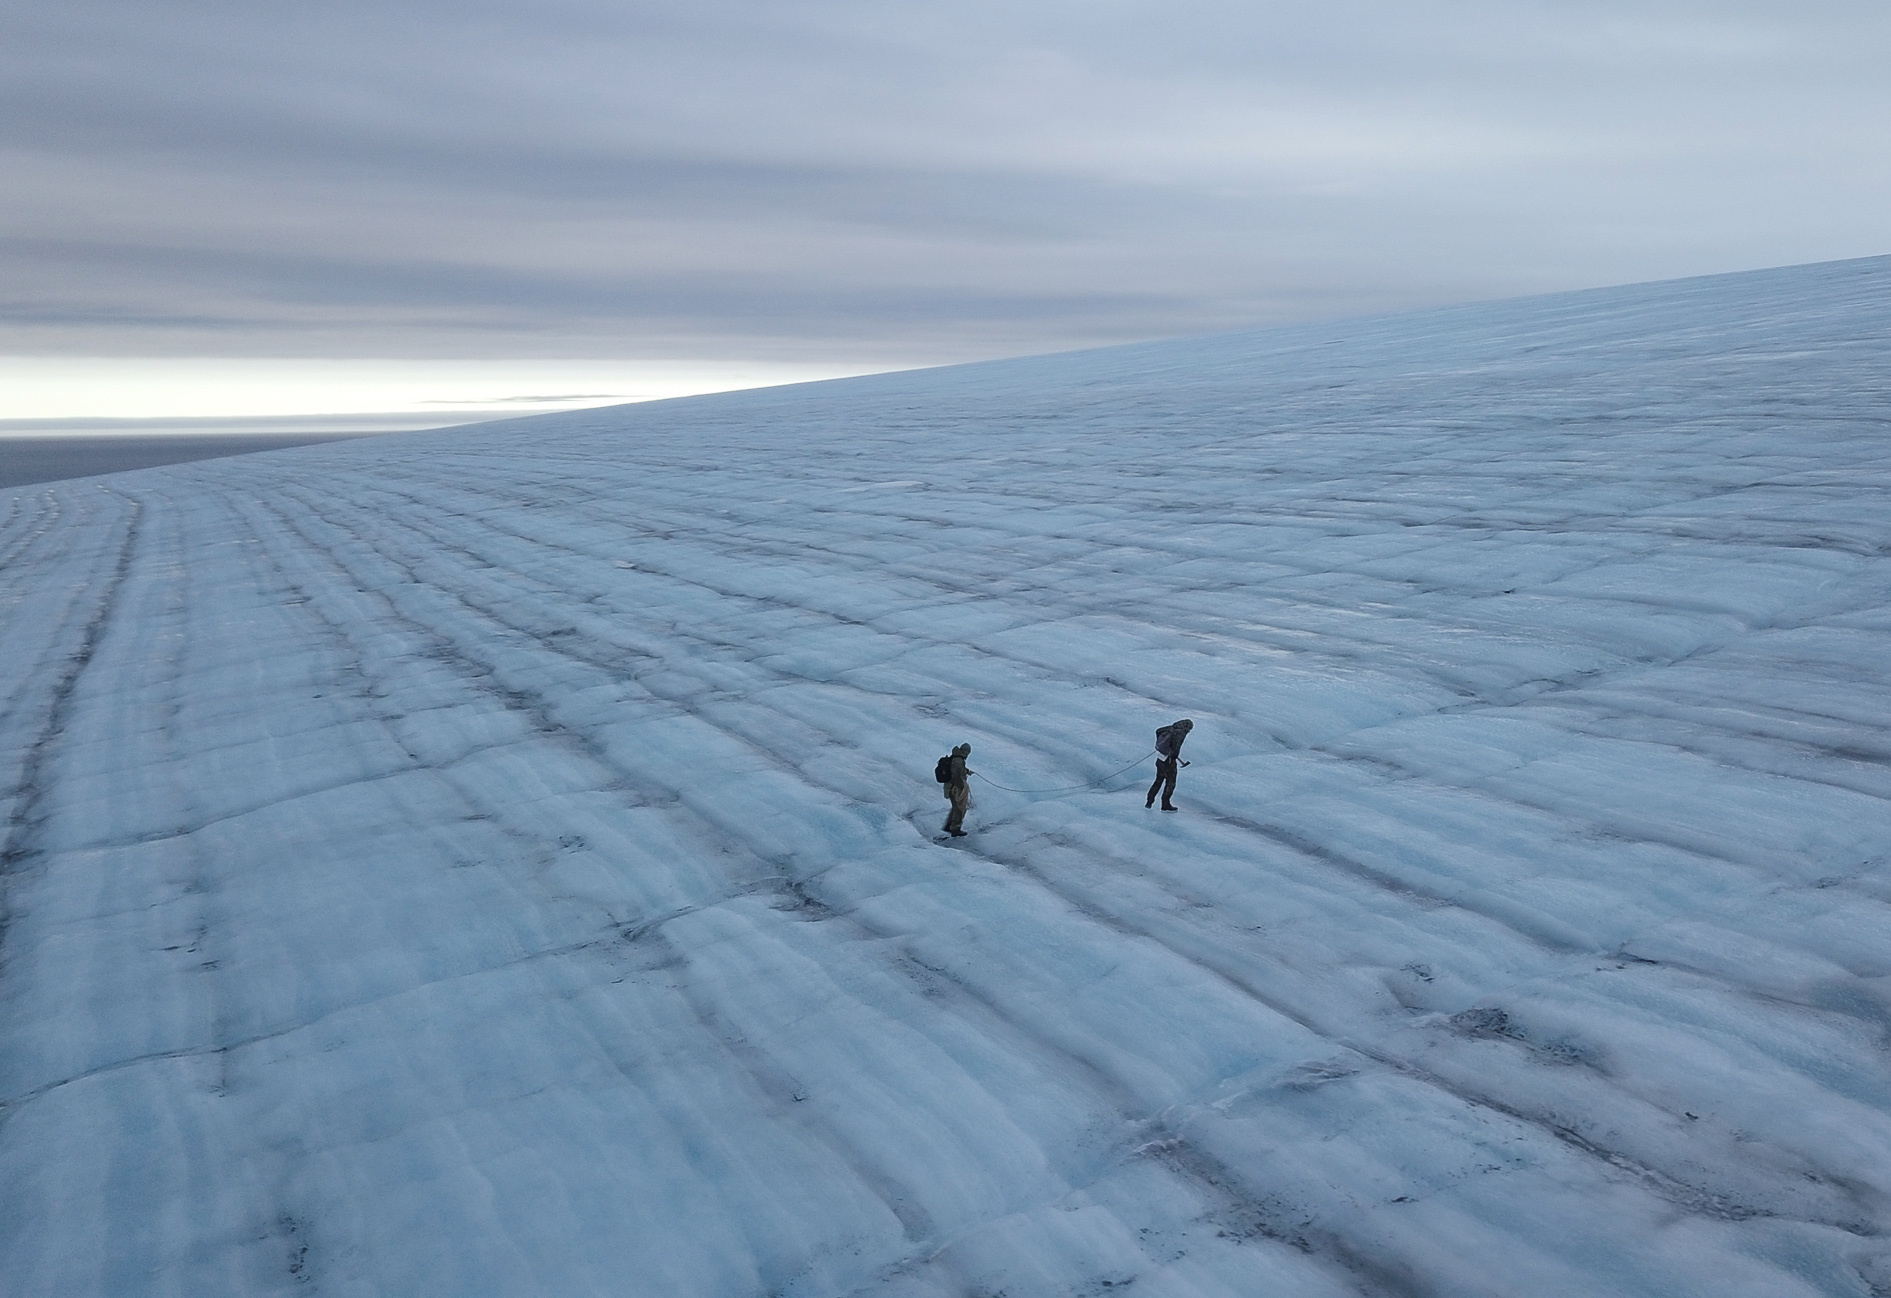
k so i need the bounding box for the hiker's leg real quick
[1142,756,1172,809]
[945,786,969,833]
[1149,759,1175,807]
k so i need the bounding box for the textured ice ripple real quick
[3,256,1891,1297]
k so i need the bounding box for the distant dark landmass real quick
[0,432,380,489]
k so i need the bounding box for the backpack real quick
[934,755,954,783]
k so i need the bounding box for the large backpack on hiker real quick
[935,755,954,783]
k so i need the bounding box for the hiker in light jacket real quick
[943,743,974,836]
[1146,719,1193,811]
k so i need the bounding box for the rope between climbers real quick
[970,750,1157,794]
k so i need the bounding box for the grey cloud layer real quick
[5,0,1888,360]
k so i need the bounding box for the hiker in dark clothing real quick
[1146,719,1193,811]
[942,743,974,836]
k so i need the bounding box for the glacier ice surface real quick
[4,256,1891,1296]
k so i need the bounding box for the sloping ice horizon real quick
[3,255,1890,1297]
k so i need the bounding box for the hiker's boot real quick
[1161,802,1178,812]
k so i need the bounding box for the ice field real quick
[3,256,1890,1297]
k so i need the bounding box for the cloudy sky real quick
[4,0,1888,417]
